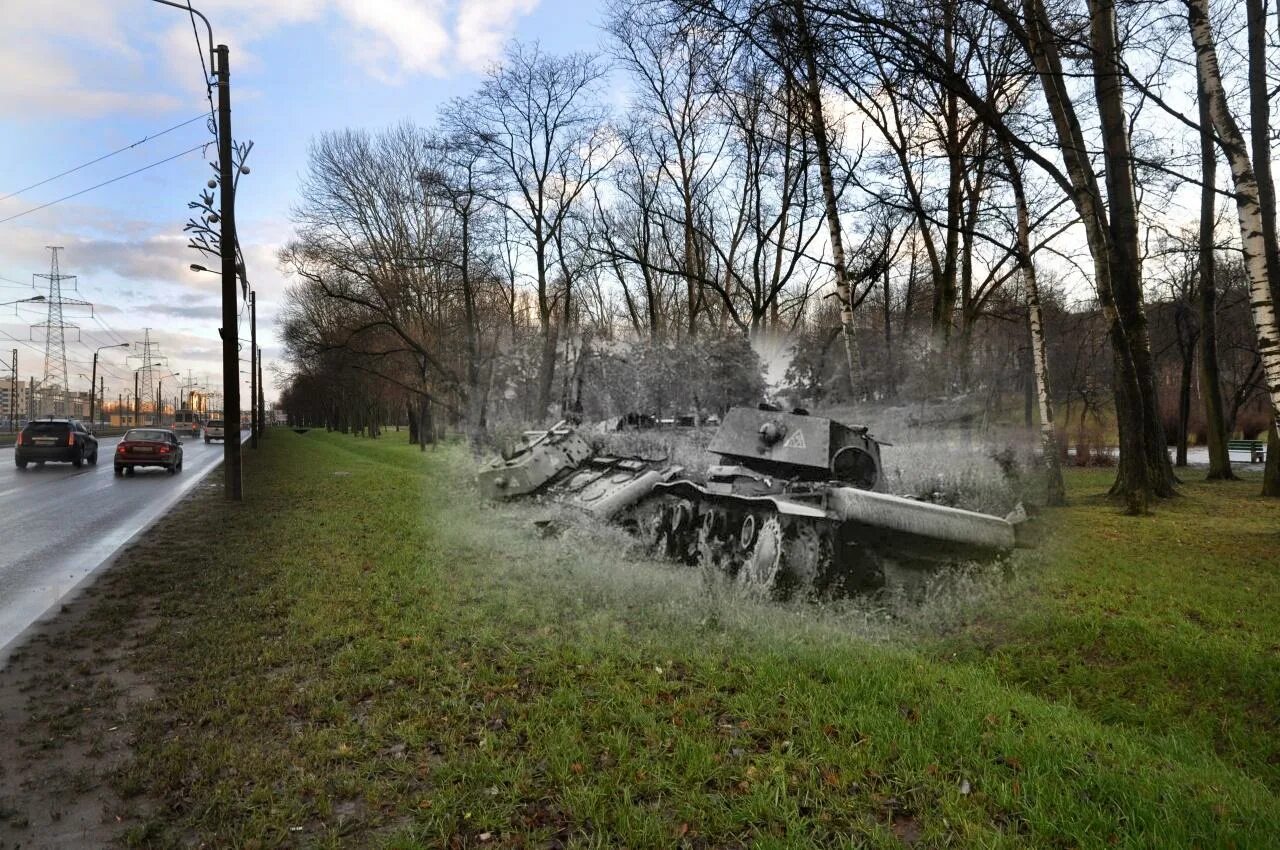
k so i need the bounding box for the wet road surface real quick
[0,434,233,663]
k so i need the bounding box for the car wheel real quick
[125,467,135,477]
[168,464,177,475]
[89,448,98,465]
[114,465,123,477]
[15,459,27,469]
[204,436,210,443]
[36,461,45,467]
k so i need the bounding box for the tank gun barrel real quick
[827,487,1016,551]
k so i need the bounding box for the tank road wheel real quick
[780,519,832,597]
[622,496,695,562]
[738,515,784,597]
[695,509,734,577]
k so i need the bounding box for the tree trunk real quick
[1195,68,1235,480]
[460,198,487,437]
[1001,139,1065,505]
[419,396,433,450]
[791,0,860,398]
[934,0,961,352]
[1246,0,1280,495]
[1175,324,1194,467]
[537,317,559,422]
[882,258,895,397]
[1188,0,1280,497]
[1088,0,1175,503]
[1019,0,1171,511]
[1266,422,1280,494]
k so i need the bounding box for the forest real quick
[276,0,1280,512]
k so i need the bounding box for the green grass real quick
[936,469,1280,789]
[107,431,1279,848]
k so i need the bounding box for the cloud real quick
[454,0,540,71]
[0,0,542,120]
[0,42,182,118]
[334,0,451,81]
[160,303,224,321]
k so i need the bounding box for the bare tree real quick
[444,44,614,419]
[1187,0,1280,494]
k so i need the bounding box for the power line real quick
[0,115,206,203]
[91,313,132,348]
[0,144,208,226]
[0,329,49,360]
[184,0,218,144]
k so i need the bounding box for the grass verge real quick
[25,430,1279,848]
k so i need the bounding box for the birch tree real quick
[1186,0,1280,494]
[1001,139,1064,504]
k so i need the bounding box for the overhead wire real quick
[184,0,218,145]
[0,144,208,226]
[0,115,206,203]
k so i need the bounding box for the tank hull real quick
[479,406,1024,598]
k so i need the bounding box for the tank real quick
[476,422,678,516]
[615,406,1019,597]
[480,407,1022,598]
[475,422,594,500]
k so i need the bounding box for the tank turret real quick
[707,406,883,490]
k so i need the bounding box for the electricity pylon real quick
[129,328,168,425]
[32,247,91,416]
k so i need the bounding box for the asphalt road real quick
[0,433,234,663]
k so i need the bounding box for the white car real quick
[204,419,226,443]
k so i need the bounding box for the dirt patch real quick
[0,476,221,849]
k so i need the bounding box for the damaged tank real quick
[476,421,679,517]
[479,406,1022,598]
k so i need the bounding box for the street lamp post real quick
[154,0,241,500]
[215,43,242,498]
[249,290,257,449]
[90,342,129,427]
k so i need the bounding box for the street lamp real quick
[90,342,129,427]
[0,295,46,309]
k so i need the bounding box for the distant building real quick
[0,379,32,426]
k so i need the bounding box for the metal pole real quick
[99,377,104,427]
[9,350,15,432]
[216,44,242,500]
[89,351,98,426]
[156,379,163,425]
[250,291,258,449]
[258,346,264,438]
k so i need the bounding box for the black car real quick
[15,419,99,469]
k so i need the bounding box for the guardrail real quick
[0,426,134,447]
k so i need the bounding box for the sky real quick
[0,0,605,406]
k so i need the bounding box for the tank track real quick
[618,489,887,599]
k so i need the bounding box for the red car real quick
[115,428,185,476]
